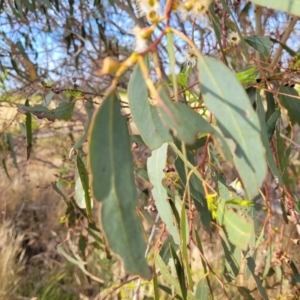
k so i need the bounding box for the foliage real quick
[2,0,300,299]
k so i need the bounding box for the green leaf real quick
[265,91,276,122]
[2,158,11,180]
[246,256,269,300]
[166,32,179,101]
[88,92,151,279]
[52,182,68,203]
[14,0,24,18]
[158,89,234,160]
[198,56,267,199]
[194,279,209,299]
[155,255,197,300]
[256,91,283,186]
[158,89,202,144]
[266,109,280,140]
[17,102,75,121]
[250,0,300,16]
[159,236,179,265]
[153,265,160,300]
[237,287,255,300]
[193,229,209,275]
[25,99,32,160]
[180,203,193,289]
[217,201,254,250]
[75,174,86,208]
[270,37,297,57]
[169,245,187,300]
[276,129,291,185]
[42,91,54,106]
[244,36,271,56]
[147,143,180,244]
[76,155,92,220]
[178,65,192,88]
[86,223,103,248]
[156,255,182,296]
[158,285,182,299]
[57,243,104,284]
[10,58,21,76]
[219,229,241,280]
[262,246,272,278]
[278,86,300,124]
[23,0,35,12]
[128,58,172,149]
[174,144,211,232]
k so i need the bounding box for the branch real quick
[271,16,299,68]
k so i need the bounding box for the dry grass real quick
[0,221,23,299]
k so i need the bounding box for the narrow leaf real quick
[147,143,180,244]
[155,255,197,300]
[278,86,300,124]
[174,144,211,232]
[57,244,104,283]
[76,155,92,219]
[237,287,255,300]
[270,37,297,57]
[244,36,271,55]
[246,256,269,300]
[166,32,178,101]
[256,91,283,186]
[17,102,75,121]
[25,99,32,160]
[266,109,280,140]
[159,236,179,264]
[52,182,69,204]
[265,90,276,122]
[43,91,54,106]
[2,158,11,180]
[88,92,151,279]
[75,174,87,209]
[169,245,187,300]
[153,265,160,300]
[180,203,193,289]
[219,229,240,280]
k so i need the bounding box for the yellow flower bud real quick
[146,9,160,24]
[184,0,195,11]
[96,57,121,76]
[140,26,155,39]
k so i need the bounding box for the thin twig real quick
[99,276,140,300]
[271,16,299,68]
